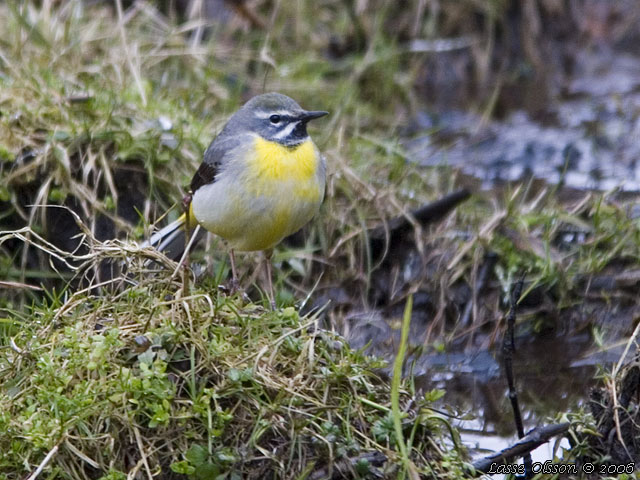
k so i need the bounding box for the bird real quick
[146,92,328,308]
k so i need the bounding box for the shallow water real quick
[339,316,618,476]
[404,48,640,192]
[414,333,600,465]
[341,305,606,460]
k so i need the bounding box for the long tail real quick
[142,213,191,260]
[146,214,185,248]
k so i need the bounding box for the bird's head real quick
[231,93,328,147]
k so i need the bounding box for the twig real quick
[0,280,43,290]
[370,189,471,242]
[170,225,200,281]
[502,275,532,476]
[610,315,640,459]
[182,196,192,296]
[27,444,59,480]
[470,423,570,475]
[133,426,153,480]
[369,189,471,262]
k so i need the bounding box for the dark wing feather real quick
[189,140,227,192]
[189,134,245,193]
[190,161,219,192]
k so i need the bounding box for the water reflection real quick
[343,315,602,468]
[413,333,597,466]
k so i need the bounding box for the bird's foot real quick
[218,277,241,296]
[228,276,241,294]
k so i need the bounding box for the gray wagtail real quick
[146,93,328,307]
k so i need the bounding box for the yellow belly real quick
[191,137,324,251]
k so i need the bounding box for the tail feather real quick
[142,214,189,260]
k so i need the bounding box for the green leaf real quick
[185,444,209,466]
[170,461,196,475]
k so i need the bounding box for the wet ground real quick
[404,47,640,192]
[416,334,598,465]
[344,40,640,468]
[343,313,609,467]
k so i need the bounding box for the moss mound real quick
[0,242,468,479]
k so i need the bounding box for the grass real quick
[391,295,414,478]
[2,0,640,477]
[0,227,468,479]
[4,0,640,323]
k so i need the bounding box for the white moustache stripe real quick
[272,121,299,139]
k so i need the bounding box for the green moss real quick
[0,269,464,478]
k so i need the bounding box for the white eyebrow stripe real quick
[254,110,294,119]
[272,121,299,139]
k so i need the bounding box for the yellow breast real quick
[191,136,324,251]
[249,137,321,201]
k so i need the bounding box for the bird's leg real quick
[182,193,193,296]
[182,193,192,214]
[264,250,276,310]
[228,248,239,293]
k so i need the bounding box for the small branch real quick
[0,280,43,290]
[371,189,471,241]
[27,444,59,480]
[181,195,192,296]
[502,275,532,476]
[470,422,570,475]
[133,426,153,480]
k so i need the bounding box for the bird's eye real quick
[269,114,281,124]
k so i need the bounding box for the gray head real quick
[222,93,328,147]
